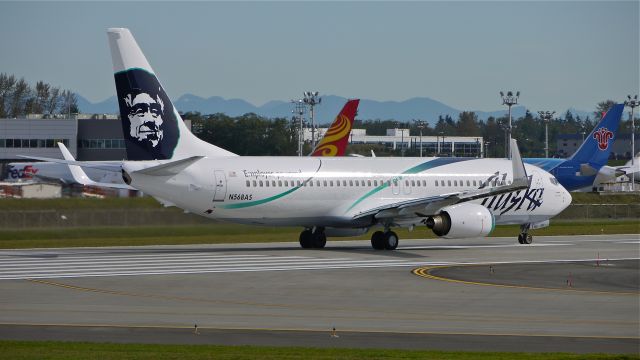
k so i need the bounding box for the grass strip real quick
[0,340,637,360]
[0,220,636,249]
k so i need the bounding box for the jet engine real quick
[425,203,495,238]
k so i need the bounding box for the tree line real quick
[0,73,79,118]
[184,100,634,158]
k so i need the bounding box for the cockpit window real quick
[550,177,559,185]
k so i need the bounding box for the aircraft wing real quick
[57,143,134,190]
[353,139,531,222]
[16,155,122,173]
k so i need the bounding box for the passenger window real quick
[368,180,372,186]
[246,180,250,187]
[284,180,288,187]
[266,181,270,187]
[350,180,354,186]
[330,180,334,187]
[422,180,427,186]
[259,180,264,187]
[297,180,302,186]
[336,180,340,187]
[473,180,477,186]
[374,180,378,186]
[272,181,276,187]
[440,180,445,186]
[253,180,257,187]
[411,180,415,187]
[466,180,470,187]
[342,180,347,186]
[323,180,327,187]
[278,180,282,187]
[435,180,438,187]
[454,180,457,186]
[448,180,452,186]
[405,180,409,186]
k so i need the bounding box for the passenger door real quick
[213,170,227,202]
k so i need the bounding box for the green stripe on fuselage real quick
[345,157,473,213]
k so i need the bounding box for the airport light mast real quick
[538,110,555,158]
[413,119,426,157]
[624,95,639,191]
[500,90,519,158]
[291,99,306,156]
[303,91,321,150]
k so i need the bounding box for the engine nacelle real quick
[425,203,495,239]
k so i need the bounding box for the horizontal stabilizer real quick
[133,156,204,176]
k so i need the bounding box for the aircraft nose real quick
[559,186,572,213]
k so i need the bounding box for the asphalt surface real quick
[0,234,638,353]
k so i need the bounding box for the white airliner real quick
[22,28,572,249]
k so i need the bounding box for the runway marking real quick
[1,322,638,340]
[412,265,639,296]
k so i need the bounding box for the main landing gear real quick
[518,224,533,245]
[371,229,399,250]
[299,227,326,249]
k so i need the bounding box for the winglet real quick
[58,142,93,185]
[510,138,530,187]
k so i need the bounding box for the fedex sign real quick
[6,165,39,180]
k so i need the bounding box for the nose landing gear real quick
[518,224,533,244]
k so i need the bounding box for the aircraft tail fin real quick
[107,28,236,161]
[310,99,360,156]
[568,103,624,168]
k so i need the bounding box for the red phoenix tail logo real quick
[593,127,613,151]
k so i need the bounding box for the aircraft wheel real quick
[313,232,327,249]
[524,233,533,244]
[299,229,314,249]
[517,233,525,244]
[384,231,399,250]
[371,231,385,250]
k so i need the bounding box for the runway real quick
[0,234,638,353]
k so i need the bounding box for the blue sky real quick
[1,1,638,113]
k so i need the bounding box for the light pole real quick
[399,127,406,157]
[413,119,425,157]
[291,99,305,156]
[303,91,321,150]
[500,90,519,158]
[484,141,490,158]
[625,95,639,191]
[538,110,555,158]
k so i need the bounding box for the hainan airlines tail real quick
[311,99,359,156]
[107,28,236,161]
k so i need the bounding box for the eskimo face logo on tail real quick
[593,127,614,151]
[124,90,164,147]
[115,69,178,160]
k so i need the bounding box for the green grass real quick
[0,197,162,211]
[0,220,636,249]
[0,341,637,360]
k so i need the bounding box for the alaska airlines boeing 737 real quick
[21,28,572,249]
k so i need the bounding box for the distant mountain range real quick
[76,94,592,125]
